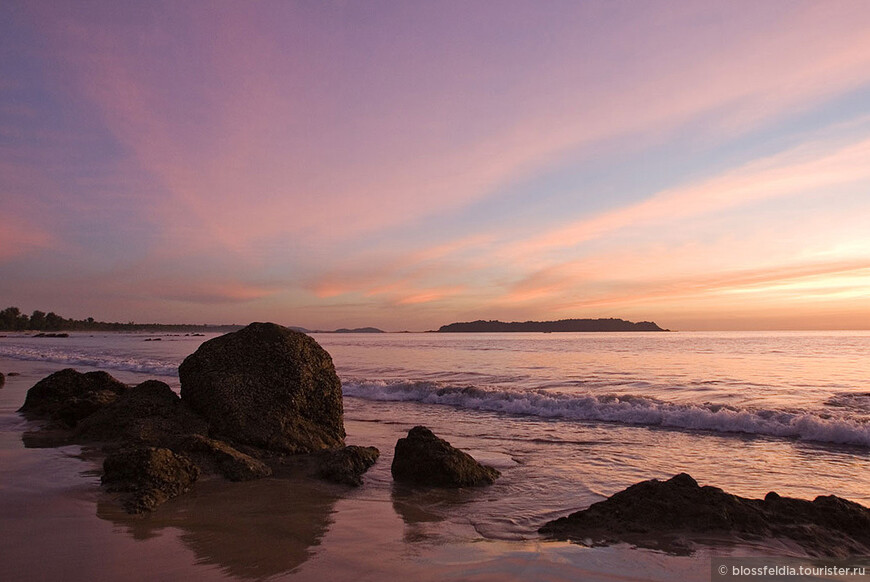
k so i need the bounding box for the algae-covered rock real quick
[317,445,380,486]
[172,434,272,481]
[75,380,208,445]
[391,426,499,488]
[179,322,345,454]
[539,473,870,557]
[18,368,128,427]
[102,446,200,514]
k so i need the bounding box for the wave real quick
[342,380,870,448]
[0,345,178,377]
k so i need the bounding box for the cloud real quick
[0,221,53,261]
[504,135,870,262]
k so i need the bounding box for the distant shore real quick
[437,318,667,333]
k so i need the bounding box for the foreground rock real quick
[391,426,499,487]
[102,447,200,514]
[539,473,870,557]
[18,368,128,427]
[172,434,272,481]
[76,380,208,445]
[179,322,345,454]
[317,445,380,486]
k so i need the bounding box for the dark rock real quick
[0,372,4,388]
[7,372,20,377]
[18,369,128,427]
[101,446,200,514]
[317,445,380,486]
[391,426,499,488]
[539,473,870,557]
[75,380,208,445]
[172,434,272,481]
[178,322,345,454]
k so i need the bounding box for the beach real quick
[2,331,870,580]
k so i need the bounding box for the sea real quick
[1,330,869,580]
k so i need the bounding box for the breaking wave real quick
[0,344,178,377]
[342,380,870,448]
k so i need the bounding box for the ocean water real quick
[2,330,870,578]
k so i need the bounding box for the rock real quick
[172,434,272,481]
[75,380,209,445]
[0,372,4,388]
[391,426,499,488]
[101,446,200,514]
[317,445,380,486]
[18,369,128,427]
[178,322,345,454]
[539,473,870,557]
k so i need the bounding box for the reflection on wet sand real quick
[97,475,340,580]
[391,483,479,543]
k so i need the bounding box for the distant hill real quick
[332,327,384,333]
[438,318,666,333]
[297,326,386,333]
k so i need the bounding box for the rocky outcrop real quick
[179,322,345,454]
[18,323,379,514]
[18,368,128,427]
[101,447,200,514]
[75,380,208,445]
[539,473,870,557]
[171,434,272,481]
[391,426,499,487]
[317,445,380,486]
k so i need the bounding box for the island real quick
[437,318,666,333]
[332,327,384,333]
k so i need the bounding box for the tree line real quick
[0,307,241,333]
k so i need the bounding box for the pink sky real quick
[2,1,870,330]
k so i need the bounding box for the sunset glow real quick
[2,1,870,330]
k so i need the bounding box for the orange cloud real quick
[0,221,54,261]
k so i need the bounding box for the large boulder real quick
[391,426,499,487]
[18,368,128,427]
[539,473,870,557]
[102,446,200,514]
[75,380,209,445]
[317,445,380,486]
[178,322,345,454]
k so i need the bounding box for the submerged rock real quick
[391,426,499,488]
[0,372,4,389]
[75,380,208,445]
[317,445,380,486]
[172,434,272,481]
[18,368,128,427]
[539,473,870,557]
[179,322,345,454]
[101,446,200,514]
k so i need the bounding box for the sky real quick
[2,0,870,331]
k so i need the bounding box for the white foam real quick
[342,380,870,448]
[0,345,178,377]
